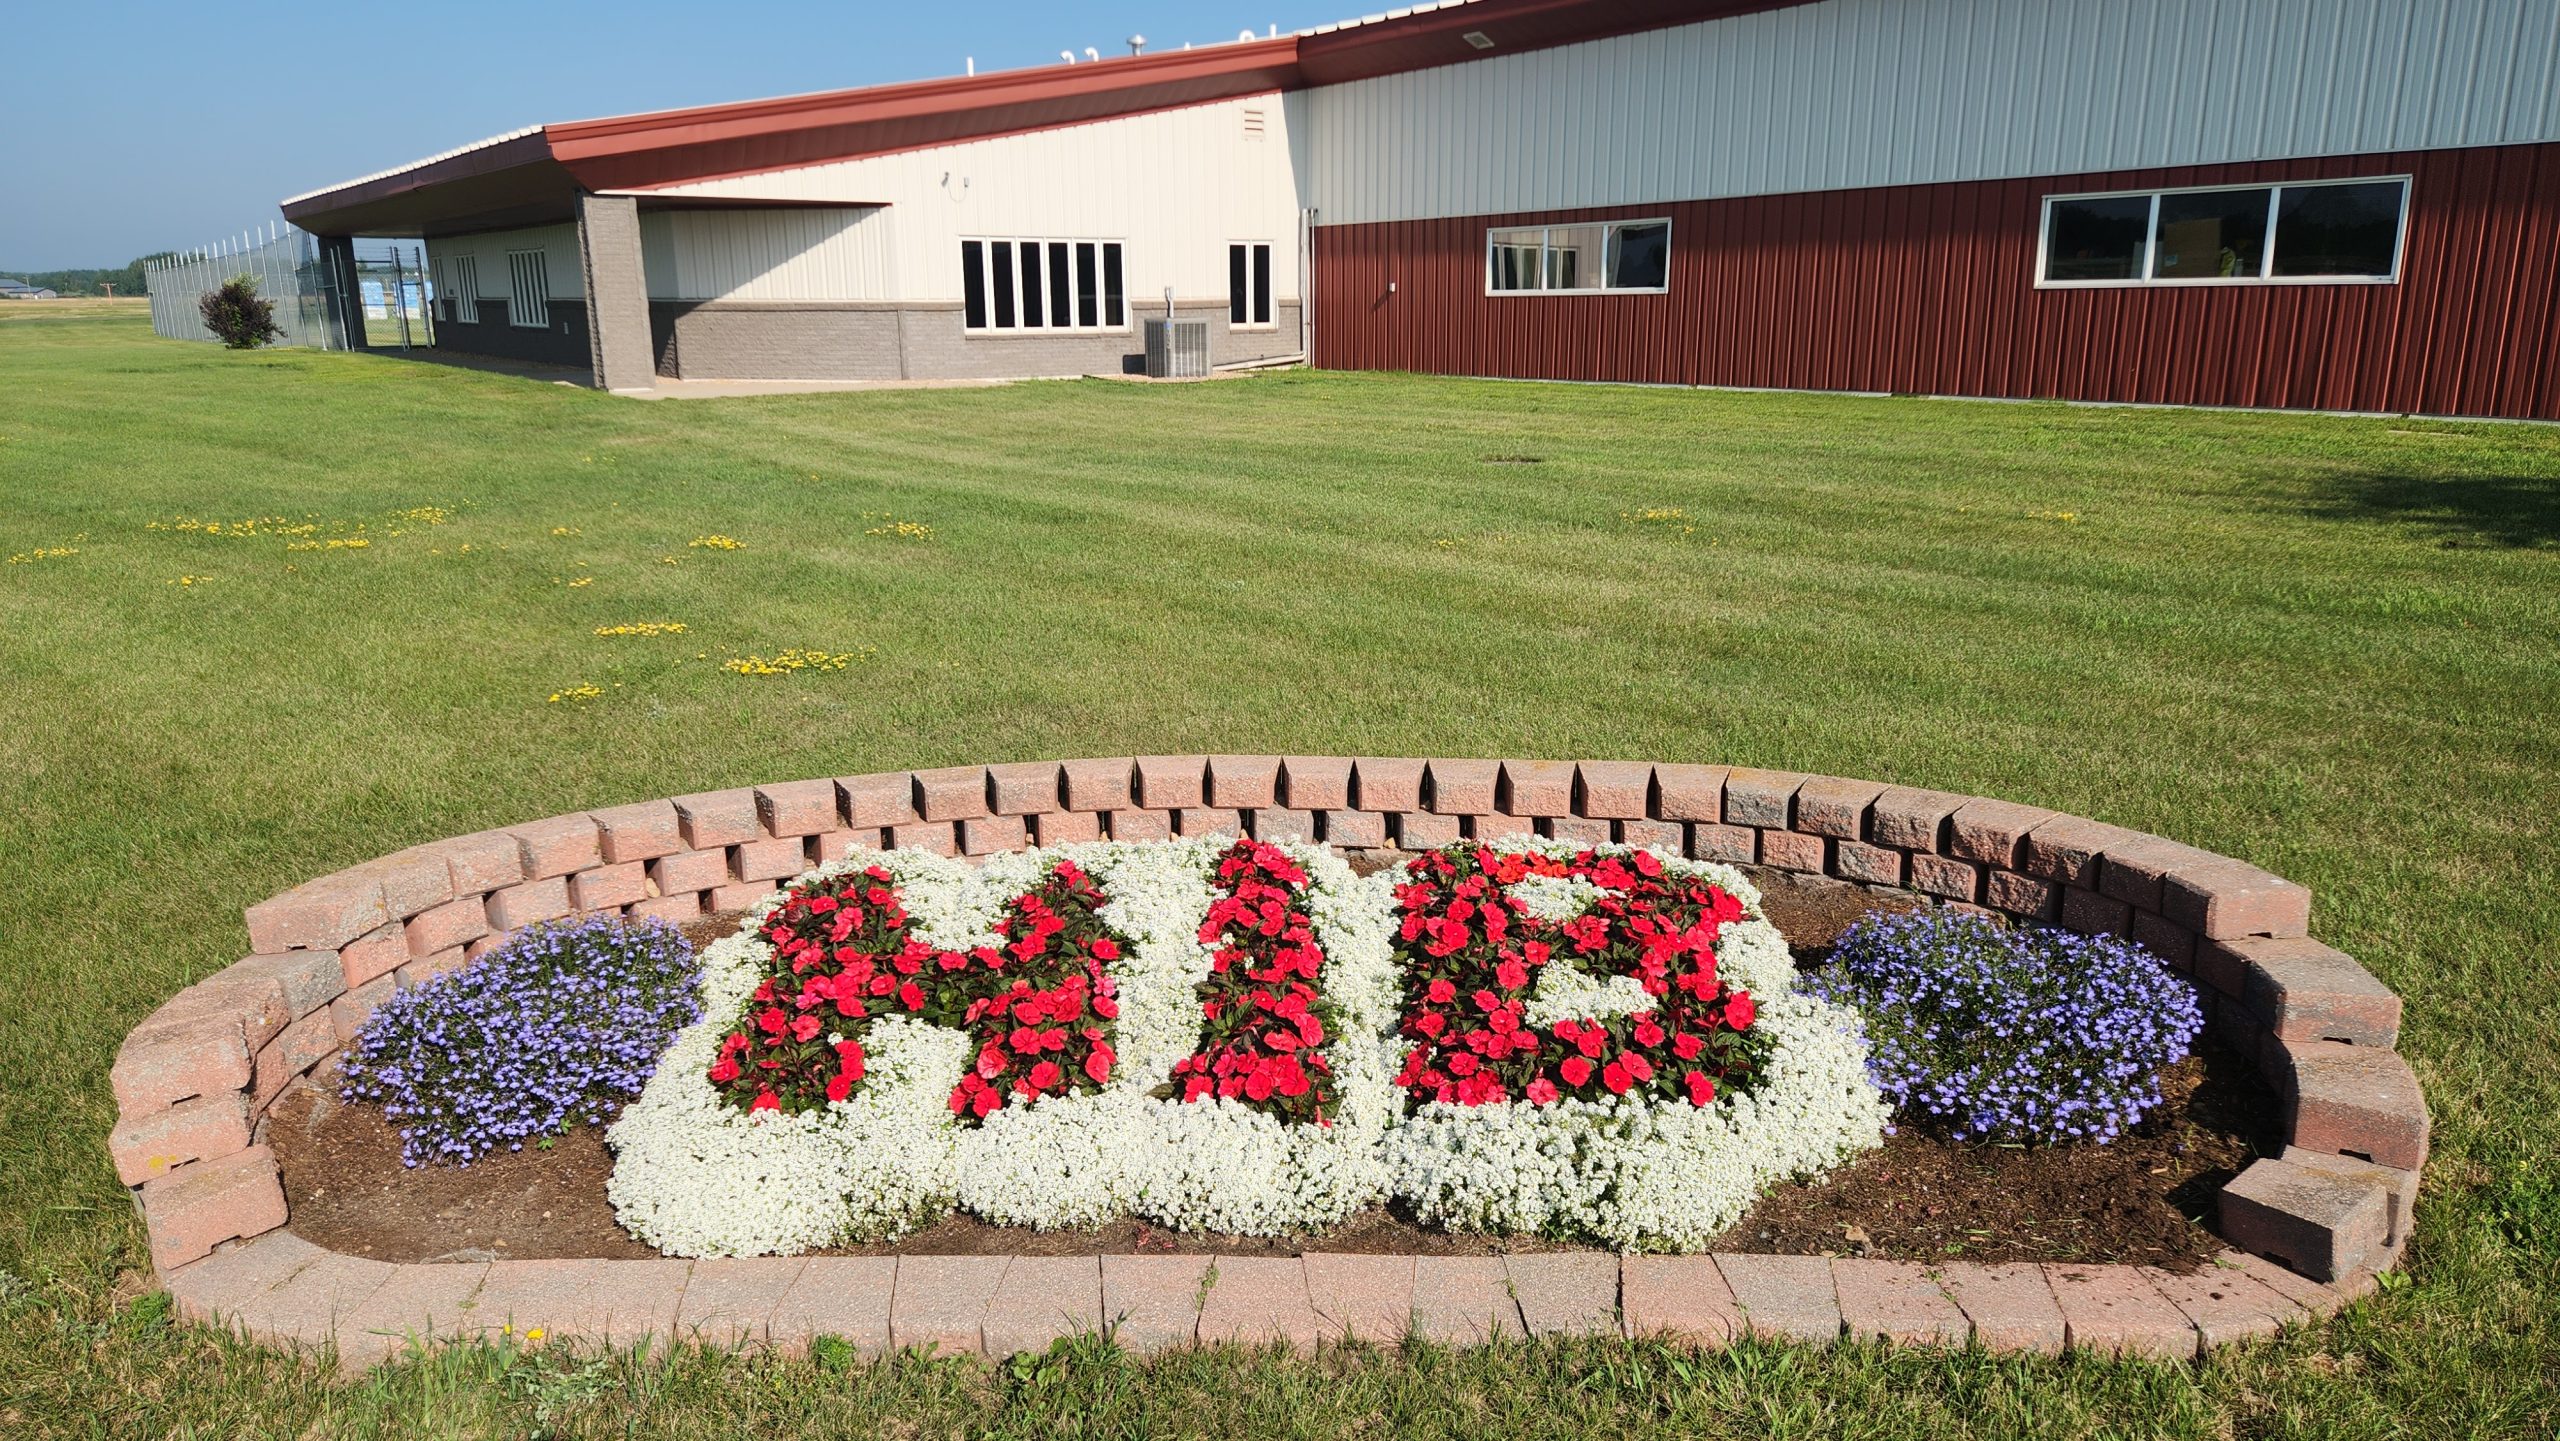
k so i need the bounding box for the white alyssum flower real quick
[609,836,1881,1256]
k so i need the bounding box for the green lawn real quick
[2,306,2555,1439]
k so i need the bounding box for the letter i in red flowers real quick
[1159,839,1342,1126]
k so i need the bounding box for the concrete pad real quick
[1621,1255,1742,1346]
[770,1257,894,1357]
[983,1256,1102,1357]
[1505,1253,1618,1337]
[1196,1257,1320,1350]
[1410,1257,1523,1344]
[890,1255,1010,1360]
[1102,1254,1211,1354]
[1305,1252,1415,1343]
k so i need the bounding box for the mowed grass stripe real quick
[0,303,2553,1438]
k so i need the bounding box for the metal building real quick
[279,0,2560,418]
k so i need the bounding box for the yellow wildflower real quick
[687,534,743,551]
[593,621,687,638]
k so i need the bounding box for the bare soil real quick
[269,864,2273,1270]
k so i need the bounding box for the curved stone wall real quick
[108,756,2426,1364]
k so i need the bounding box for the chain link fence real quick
[143,228,434,350]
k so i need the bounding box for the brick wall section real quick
[121,758,2421,1338]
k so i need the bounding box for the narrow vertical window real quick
[1075,243,1099,328]
[990,241,1017,329]
[1017,242,1044,328]
[1048,242,1071,327]
[961,240,987,329]
[1101,244,1125,327]
[1229,244,1250,324]
[1250,243,1272,325]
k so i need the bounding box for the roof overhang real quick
[281,0,1803,236]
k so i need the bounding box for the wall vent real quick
[1242,105,1267,140]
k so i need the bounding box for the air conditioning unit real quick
[1143,318,1209,378]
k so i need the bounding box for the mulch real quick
[269,863,2273,1271]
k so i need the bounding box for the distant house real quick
[0,279,59,300]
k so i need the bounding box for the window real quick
[1229,242,1274,327]
[2038,177,2407,286]
[1485,218,1672,294]
[960,238,1126,332]
[435,254,479,324]
[504,249,550,327]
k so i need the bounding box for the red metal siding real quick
[1310,142,2560,421]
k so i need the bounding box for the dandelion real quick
[284,537,371,552]
[567,576,594,588]
[5,546,77,564]
[167,575,208,586]
[547,684,605,703]
[2029,509,2081,523]
[593,621,687,638]
[862,514,933,540]
[723,646,873,676]
[687,534,743,551]
[550,526,582,537]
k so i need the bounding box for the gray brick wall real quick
[649,299,1303,382]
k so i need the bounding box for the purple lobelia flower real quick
[1803,908,2203,1146]
[340,915,700,1167]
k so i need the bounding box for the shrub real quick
[198,274,282,349]
[341,916,700,1166]
[1804,909,2202,1144]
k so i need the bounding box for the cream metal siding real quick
[1306,0,2560,225]
[629,93,1307,304]
[637,207,895,301]
[424,223,583,301]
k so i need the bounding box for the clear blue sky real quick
[0,2,1320,269]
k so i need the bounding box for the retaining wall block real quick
[1106,809,1171,843]
[1573,760,1654,820]
[1423,758,1498,815]
[1616,817,1684,851]
[143,1144,287,1270]
[1320,809,1387,849]
[1277,756,1352,811]
[1791,776,1886,840]
[1650,763,1728,822]
[589,800,686,863]
[337,923,408,988]
[571,860,648,913]
[1757,829,1826,874]
[983,762,1064,817]
[2236,938,2402,1048]
[2280,1145,2418,1248]
[2013,815,2136,886]
[1031,810,1104,846]
[431,831,525,896]
[1205,755,1281,809]
[1059,758,1136,813]
[1719,768,1806,829]
[1497,759,1577,817]
[507,814,602,881]
[109,1091,254,1185]
[1132,755,1209,810]
[1349,756,1426,812]
[837,772,920,828]
[1251,807,1317,842]
[910,766,989,823]
[2219,1156,2391,1282]
[355,848,457,919]
[2164,859,2312,940]
[671,789,761,848]
[244,873,390,953]
[484,875,571,931]
[2281,1040,2430,1170]
[958,813,1029,856]
[755,779,843,836]
[1945,799,2060,868]
[1866,787,1969,853]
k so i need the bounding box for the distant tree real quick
[199,275,283,348]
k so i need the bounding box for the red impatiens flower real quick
[1387,842,1764,1112]
[1159,839,1343,1127]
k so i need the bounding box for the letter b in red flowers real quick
[1389,843,1762,1110]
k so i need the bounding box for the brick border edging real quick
[109,756,2426,1365]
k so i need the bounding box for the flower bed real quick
[600,834,1883,1257]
